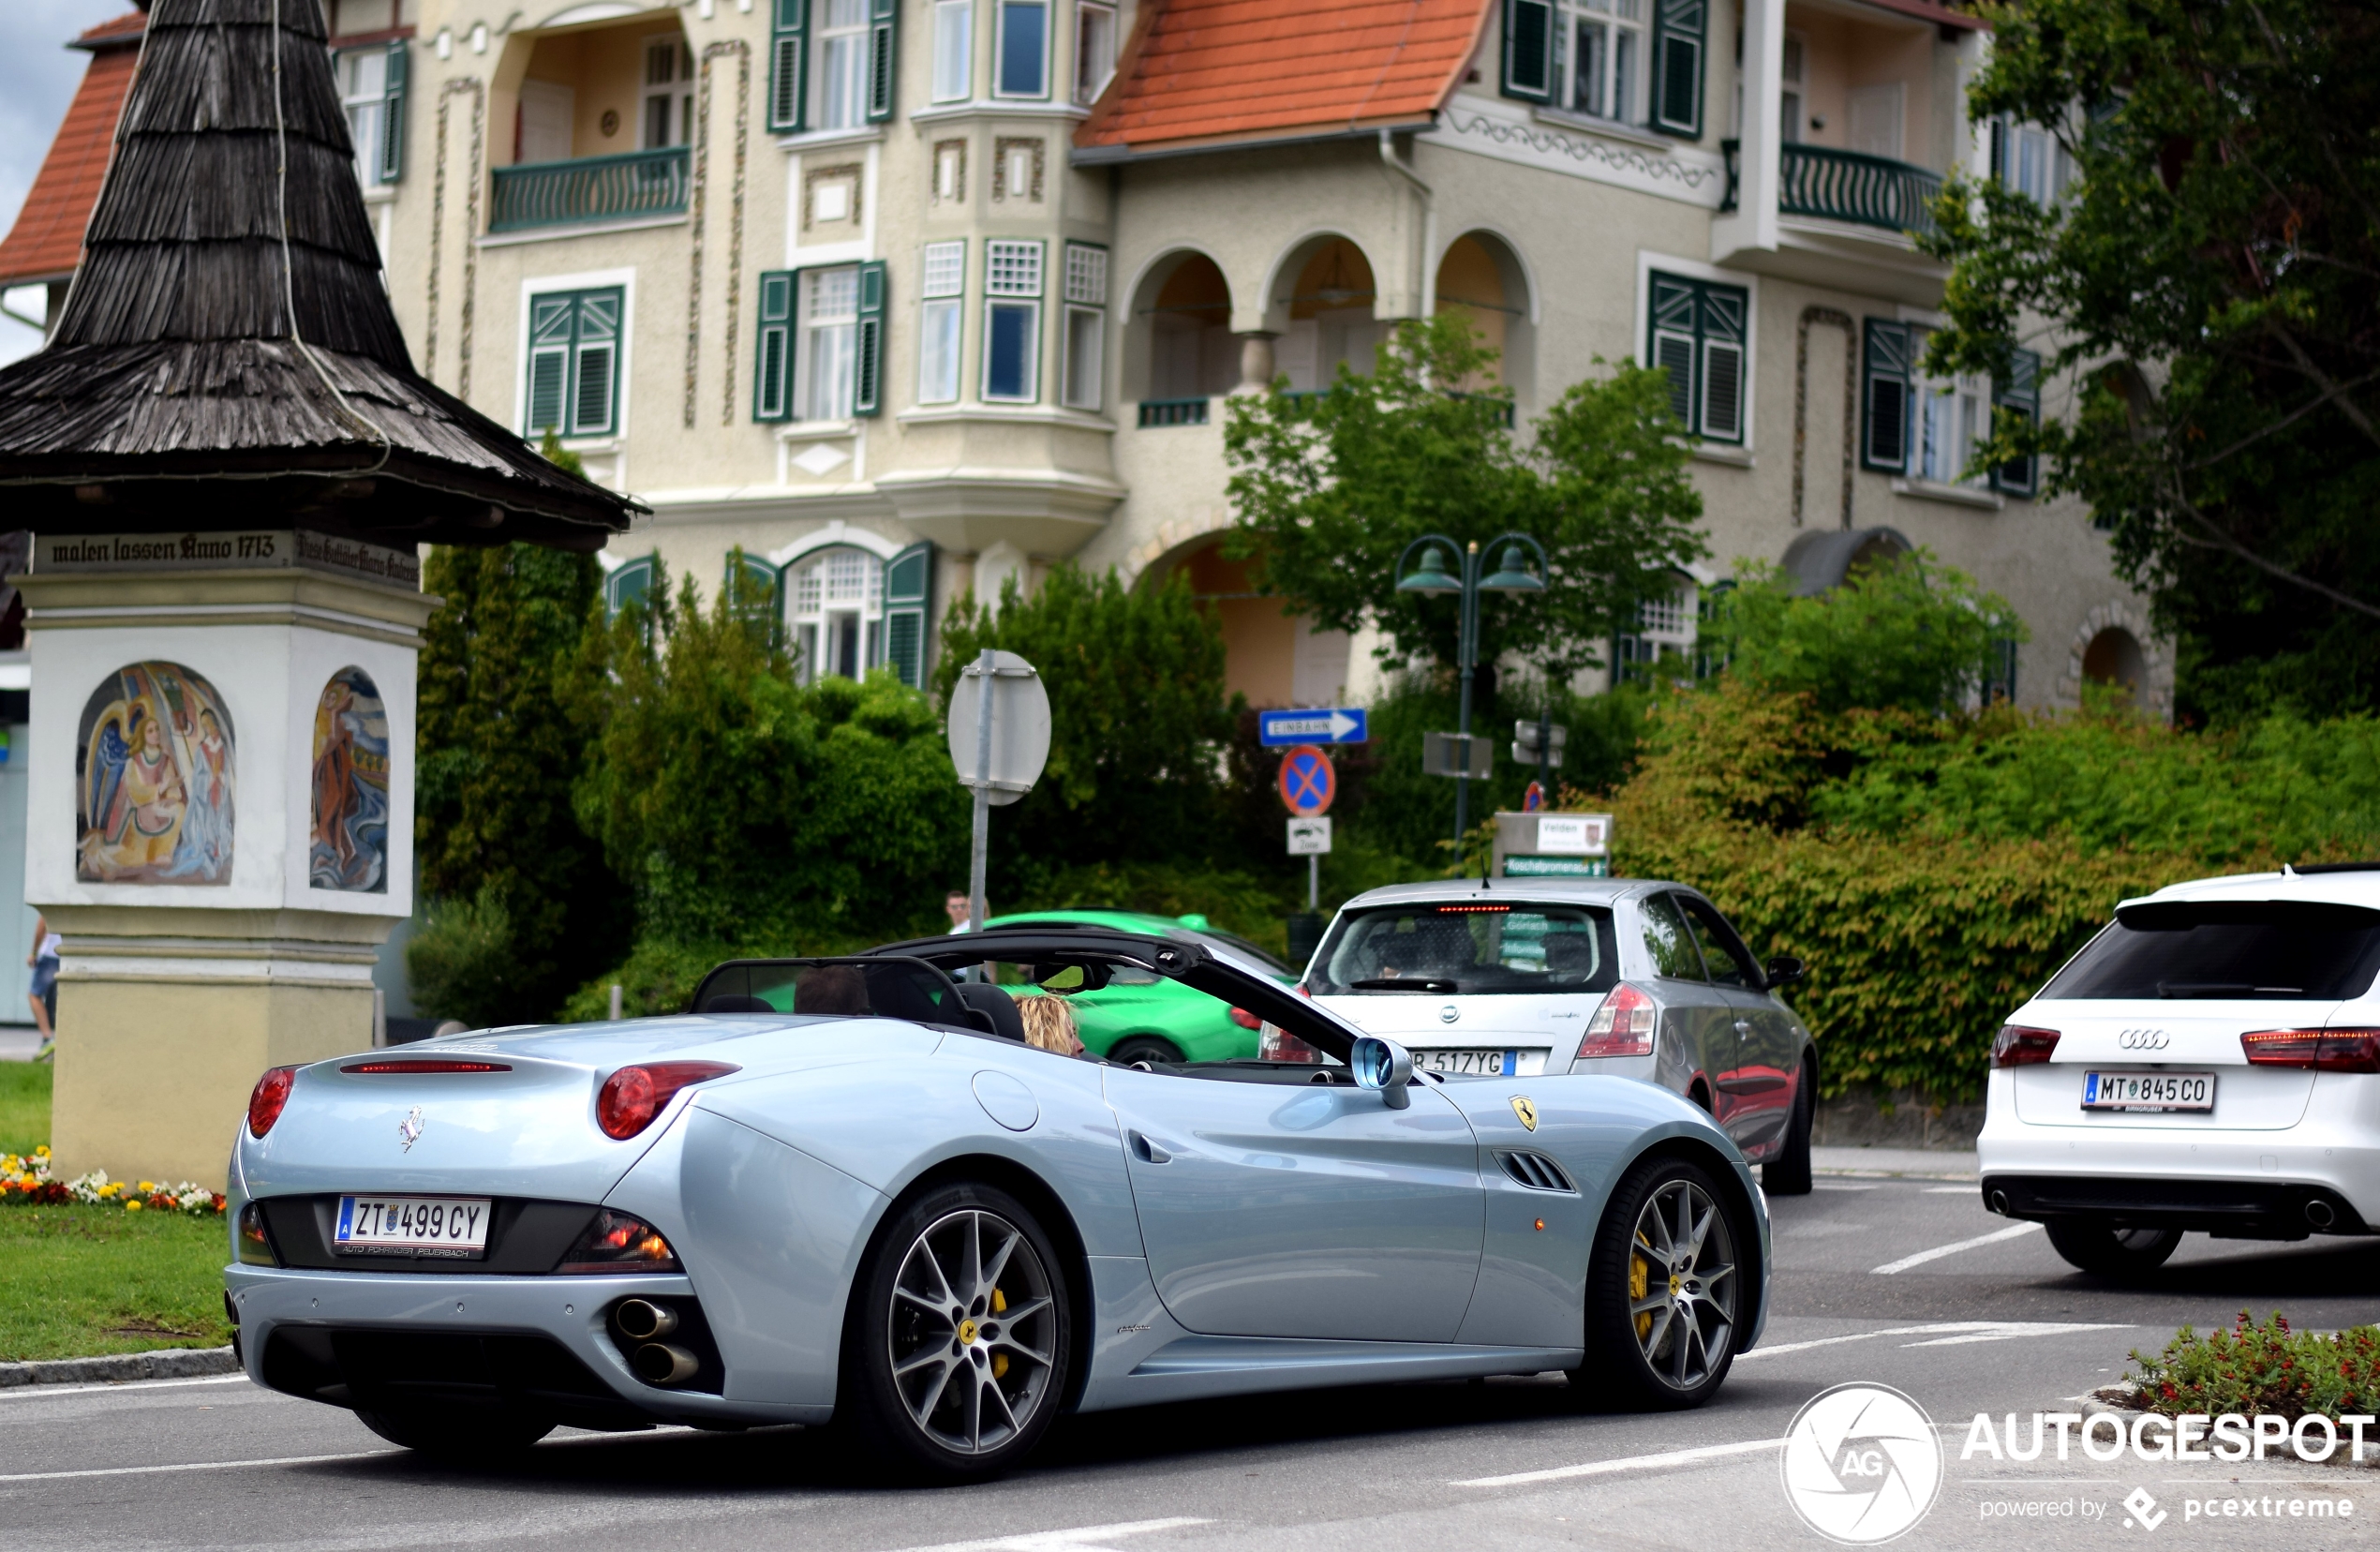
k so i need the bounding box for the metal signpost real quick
[945,649,1052,931]
[1257,708,1369,746]
[1394,532,1548,847]
[1277,744,1335,913]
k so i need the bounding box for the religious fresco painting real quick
[309,667,391,892]
[76,662,236,885]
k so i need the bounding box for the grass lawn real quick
[0,1204,231,1362]
[0,1062,49,1157]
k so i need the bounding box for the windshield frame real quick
[1306,899,1623,997]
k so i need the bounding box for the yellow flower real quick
[35,1146,50,1157]
[125,1199,143,1212]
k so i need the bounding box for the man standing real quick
[945,889,974,933]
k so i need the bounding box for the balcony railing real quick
[490,147,691,233]
[1720,141,1941,239]
[1138,397,1212,427]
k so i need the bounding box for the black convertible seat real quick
[262,1326,655,1431]
[956,982,1029,1042]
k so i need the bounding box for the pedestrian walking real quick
[26,915,60,1060]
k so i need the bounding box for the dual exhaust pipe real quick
[614,1298,700,1386]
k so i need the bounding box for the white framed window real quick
[920,240,966,404]
[1996,117,2072,204]
[1061,243,1107,410]
[644,36,694,148]
[339,48,392,186]
[932,0,974,101]
[1647,270,1747,443]
[983,239,1043,402]
[1778,31,1804,142]
[995,0,1049,97]
[1075,1,1117,105]
[800,266,861,421]
[815,0,871,130]
[1615,575,1699,685]
[1915,353,1988,488]
[1565,0,1644,123]
[787,545,885,682]
[526,289,623,437]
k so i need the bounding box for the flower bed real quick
[2124,1311,2380,1423]
[1,1149,225,1216]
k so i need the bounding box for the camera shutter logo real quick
[1779,1382,1943,1544]
[2118,1029,2170,1051]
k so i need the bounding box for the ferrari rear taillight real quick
[246,1067,298,1138]
[1577,983,1657,1058]
[558,1209,682,1273]
[595,1061,741,1140]
[236,1201,278,1266]
[1259,1022,1324,1062]
[1990,1026,2061,1067]
[340,1059,512,1074]
[2242,1028,2380,1073]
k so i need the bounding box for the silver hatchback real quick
[1300,878,1820,1192]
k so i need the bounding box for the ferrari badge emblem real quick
[1510,1097,1539,1132]
[397,1106,424,1153]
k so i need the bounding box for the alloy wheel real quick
[885,1208,1058,1455]
[1626,1177,1737,1391]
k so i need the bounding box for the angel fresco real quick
[77,663,235,886]
[309,667,390,892]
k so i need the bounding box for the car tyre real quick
[1570,1154,1746,1411]
[352,1405,554,1457]
[1107,1037,1183,1068]
[837,1182,1073,1483]
[1763,1059,1815,1197]
[2044,1218,2183,1276]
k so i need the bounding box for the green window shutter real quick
[1862,319,1911,472]
[1501,0,1555,104]
[855,261,887,416]
[867,0,899,123]
[755,269,796,421]
[527,293,576,432]
[1991,346,2041,495]
[1651,0,1705,138]
[1647,273,1700,428]
[379,41,408,183]
[1697,284,1745,442]
[605,554,657,618]
[882,541,935,689]
[572,291,622,436]
[770,0,809,133]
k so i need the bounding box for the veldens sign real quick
[35,530,423,590]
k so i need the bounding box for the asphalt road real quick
[7,1163,2377,1552]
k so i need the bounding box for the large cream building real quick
[326,0,2164,712]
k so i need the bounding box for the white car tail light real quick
[1990,1025,2060,1067]
[2241,1028,2380,1073]
[1577,983,1657,1059]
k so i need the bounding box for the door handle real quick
[1128,1130,1172,1165]
[1733,1020,1752,1034]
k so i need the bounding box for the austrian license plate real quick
[2081,1071,2215,1112]
[1411,1048,1538,1077]
[334,1195,492,1258]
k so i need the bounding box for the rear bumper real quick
[1978,1173,2373,1238]
[224,1264,830,1427]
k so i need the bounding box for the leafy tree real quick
[935,563,1235,899]
[1926,0,2380,719]
[1706,551,2027,716]
[575,558,969,951]
[1223,314,1708,690]
[412,543,624,1024]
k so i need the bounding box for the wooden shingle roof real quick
[0,0,639,551]
[1078,0,1491,157]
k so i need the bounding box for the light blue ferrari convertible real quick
[224,925,1769,1480]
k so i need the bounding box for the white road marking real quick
[1923,1185,1978,1194]
[0,1450,398,1483]
[1871,1220,2042,1274]
[1455,1436,1782,1487]
[881,1519,1212,1552]
[1811,1183,1877,1191]
[1738,1320,2135,1362]
[0,1373,251,1402]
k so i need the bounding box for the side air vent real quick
[1495,1150,1577,1193]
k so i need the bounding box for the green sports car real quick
[981,909,1297,1063]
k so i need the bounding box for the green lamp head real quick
[1396,545,1461,594]
[1480,544,1545,593]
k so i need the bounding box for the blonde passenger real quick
[1010,991,1086,1057]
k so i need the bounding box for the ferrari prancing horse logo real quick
[1510,1097,1539,1132]
[397,1106,424,1152]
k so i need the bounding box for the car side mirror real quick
[1350,1037,1413,1110]
[1763,955,1807,991]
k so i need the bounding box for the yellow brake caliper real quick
[990,1286,1009,1379]
[1629,1237,1652,1340]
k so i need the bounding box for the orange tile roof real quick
[0,13,144,290]
[1078,0,1490,156]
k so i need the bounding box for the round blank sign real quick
[945,649,1051,807]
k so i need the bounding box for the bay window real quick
[932,0,974,101]
[984,239,1043,402]
[920,240,966,404]
[996,0,1048,97]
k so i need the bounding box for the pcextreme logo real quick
[1780,1382,1945,1545]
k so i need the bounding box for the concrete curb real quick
[0,1346,240,1389]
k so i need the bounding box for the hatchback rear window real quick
[1309,904,1619,995]
[2042,902,2380,1001]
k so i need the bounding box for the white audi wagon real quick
[1977,865,2380,1274]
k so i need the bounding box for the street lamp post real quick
[1395,531,1550,849]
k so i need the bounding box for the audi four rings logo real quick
[2118,1029,2171,1050]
